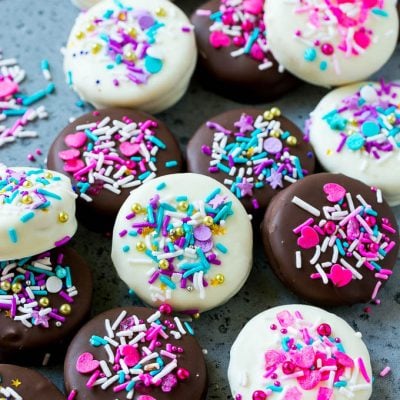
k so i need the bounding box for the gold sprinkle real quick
[11,379,21,388]
[263,111,274,121]
[0,281,10,291]
[136,242,146,252]
[177,201,189,212]
[75,31,85,40]
[159,259,169,270]
[215,274,225,284]
[39,297,50,307]
[58,212,69,223]
[203,216,214,227]
[131,203,143,213]
[270,107,281,117]
[91,43,102,54]
[11,282,22,294]
[21,195,33,205]
[60,304,72,315]
[155,7,167,17]
[286,136,298,146]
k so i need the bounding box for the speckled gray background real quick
[0,0,399,399]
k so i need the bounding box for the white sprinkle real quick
[292,196,321,217]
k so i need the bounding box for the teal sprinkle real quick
[280,131,290,140]
[17,256,31,266]
[255,182,264,189]
[372,8,388,17]
[3,109,27,116]
[216,243,228,254]
[26,169,44,176]
[159,275,176,289]
[115,54,122,64]
[113,0,125,8]
[217,163,231,173]
[75,100,85,108]
[196,247,210,270]
[182,266,203,278]
[267,385,283,393]
[67,71,73,86]
[320,61,328,71]
[84,128,99,142]
[139,171,151,180]
[378,248,387,257]
[365,208,378,216]
[370,261,381,271]
[90,335,107,346]
[41,59,49,70]
[147,135,166,149]
[37,188,61,200]
[244,28,260,54]
[36,177,50,185]
[46,82,56,94]
[27,265,54,276]
[184,321,194,335]
[335,239,345,256]
[347,133,365,150]
[362,121,380,137]
[56,266,67,279]
[147,205,155,224]
[144,56,163,74]
[103,9,114,18]
[336,342,345,353]
[165,160,178,168]
[176,195,188,202]
[293,157,304,179]
[30,272,36,285]
[22,89,47,106]
[122,245,130,253]
[32,290,48,295]
[156,182,166,190]
[8,228,17,243]
[251,152,268,161]
[334,381,347,388]
[304,47,317,62]
[210,11,222,21]
[281,336,290,352]
[106,64,114,70]
[129,230,138,236]
[118,370,125,384]
[12,274,25,284]
[179,262,202,270]
[205,188,221,203]
[0,290,7,295]
[66,266,72,288]
[126,380,136,391]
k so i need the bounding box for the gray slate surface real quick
[0,1,399,399]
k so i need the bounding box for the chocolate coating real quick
[0,364,64,399]
[0,247,93,365]
[186,108,315,217]
[64,307,208,400]
[47,108,183,232]
[191,0,299,102]
[261,173,399,306]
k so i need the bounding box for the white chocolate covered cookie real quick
[308,81,400,206]
[0,167,77,260]
[64,0,196,113]
[265,0,398,87]
[111,173,253,312]
[229,305,373,400]
[71,0,100,10]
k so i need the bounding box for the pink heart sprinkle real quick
[265,349,286,369]
[354,29,371,49]
[283,387,302,400]
[292,346,315,369]
[330,264,353,287]
[58,149,80,161]
[276,310,295,328]
[64,159,85,173]
[76,352,100,374]
[297,226,319,249]
[243,0,263,15]
[317,387,334,400]
[121,345,140,367]
[334,351,355,368]
[138,397,156,400]
[209,31,231,48]
[64,131,87,148]
[120,141,140,157]
[297,369,321,390]
[0,78,19,98]
[323,183,346,203]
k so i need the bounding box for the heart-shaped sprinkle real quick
[292,346,315,369]
[283,387,302,400]
[276,310,295,328]
[161,373,178,392]
[297,369,321,390]
[323,183,346,203]
[265,349,286,368]
[209,31,231,48]
[58,149,80,161]
[334,351,355,368]
[65,132,87,148]
[317,387,334,400]
[121,345,140,367]
[243,0,263,15]
[297,226,319,249]
[330,264,353,287]
[76,352,100,374]
[0,78,19,98]
[64,159,85,173]
[119,142,140,157]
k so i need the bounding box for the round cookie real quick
[265,0,399,87]
[191,0,299,102]
[0,166,77,261]
[0,247,92,365]
[307,81,400,207]
[47,109,183,232]
[0,364,64,399]
[261,173,399,306]
[64,306,208,399]
[111,173,253,312]
[186,108,315,217]
[64,0,197,113]
[228,305,373,400]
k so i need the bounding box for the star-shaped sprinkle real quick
[31,311,50,328]
[234,114,254,134]
[266,169,283,189]
[237,178,254,197]
[209,194,227,208]
[11,379,21,388]
[4,311,11,319]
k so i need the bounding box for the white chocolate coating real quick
[71,0,100,10]
[0,167,77,261]
[64,0,196,113]
[111,173,253,312]
[265,0,398,87]
[229,305,373,400]
[308,81,400,206]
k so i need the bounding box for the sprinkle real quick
[292,196,321,217]
[379,366,391,377]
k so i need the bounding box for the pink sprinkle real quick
[27,153,35,162]
[380,366,391,377]
[67,390,77,400]
[358,357,371,383]
[293,218,314,234]
[371,281,382,300]
[196,9,212,16]
[252,198,259,209]
[382,224,396,234]
[86,370,100,388]
[374,273,388,280]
